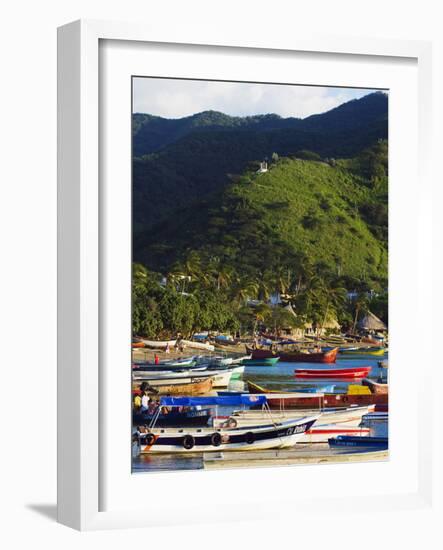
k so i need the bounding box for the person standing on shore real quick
[165,342,170,354]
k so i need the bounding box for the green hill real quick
[135,151,388,289]
[133,93,388,235]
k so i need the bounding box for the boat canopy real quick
[160,395,267,407]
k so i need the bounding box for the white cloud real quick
[133,77,380,119]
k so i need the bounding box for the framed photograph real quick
[58,19,433,530]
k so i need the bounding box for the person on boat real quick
[154,354,159,365]
[133,393,142,411]
[147,400,157,415]
[141,390,150,412]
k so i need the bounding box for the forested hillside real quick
[133,92,388,234]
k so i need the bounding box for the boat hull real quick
[280,348,338,363]
[247,381,388,410]
[218,405,375,429]
[241,357,279,366]
[133,377,213,396]
[245,346,278,359]
[138,416,318,453]
[294,367,371,379]
[301,425,370,443]
[361,378,389,394]
[340,347,385,357]
[328,435,388,449]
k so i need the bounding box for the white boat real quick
[216,405,375,429]
[182,340,215,351]
[140,338,214,352]
[141,339,177,349]
[133,371,214,386]
[136,396,319,454]
[210,356,234,366]
[133,367,234,388]
[299,424,370,443]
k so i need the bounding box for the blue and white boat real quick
[328,435,388,450]
[136,395,319,453]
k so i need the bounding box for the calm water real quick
[132,353,388,473]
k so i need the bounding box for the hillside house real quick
[257,161,268,173]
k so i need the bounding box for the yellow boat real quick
[340,347,385,357]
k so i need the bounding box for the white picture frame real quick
[57,19,434,531]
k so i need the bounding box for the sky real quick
[133,77,381,119]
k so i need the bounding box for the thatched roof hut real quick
[358,311,387,331]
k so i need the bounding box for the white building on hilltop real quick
[257,161,268,173]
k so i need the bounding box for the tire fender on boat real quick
[211,432,222,447]
[182,434,195,450]
[245,432,255,444]
[144,433,155,446]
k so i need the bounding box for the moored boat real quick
[301,424,370,443]
[328,435,388,450]
[340,346,385,357]
[133,366,236,388]
[141,338,215,352]
[216,404,375,430]
[361,378,388,394]
[132,339,145,348]
[133,377,213,396]
[135,396,319,453]
[279,347,338,363]
[133,407,212,427]
[245,346,278,359]
[241,357,280,366]
[247,381,388,410]
[133,357,197,370]
[294,366,371,379]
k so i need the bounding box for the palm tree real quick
[252,303,271,335]
[231,277,259,305]
[132,263,149,292]
[314,279,347,334]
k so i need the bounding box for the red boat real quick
[279,347,338,363]
[245,346,339,363]
[245,346,278,359]
[294,366,371,379]
[247,381,388,410]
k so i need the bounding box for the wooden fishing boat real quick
[361,378,389,394]
[133,377,213,396]
[133,358,198,370]
[132,339,145,348]
[135,396,319,453]
[182,339,215,351]
[141,338,177,349]
[340,346,385,356]
[134,366,236,389]
[245,346,278,359]
[294,366,371,379]
[241,357,279,366]
[279,347,338,363]
[141,338,215,352]
[247,381,389,410]
[133,407,212,427]
[328,435,388,450]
